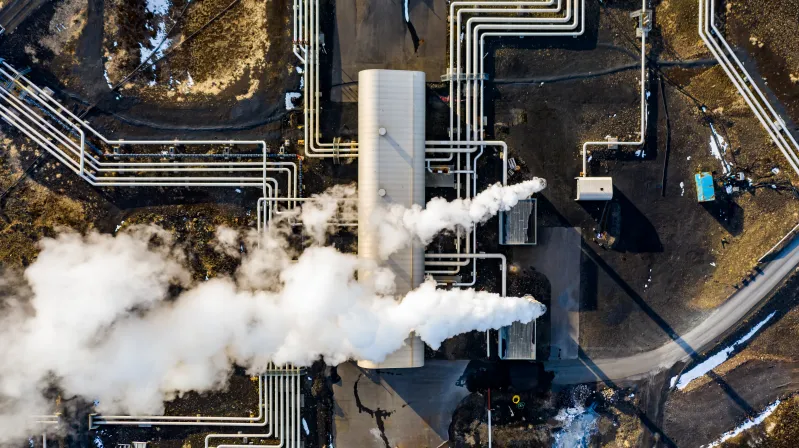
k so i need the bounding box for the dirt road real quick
[546,236,799,384]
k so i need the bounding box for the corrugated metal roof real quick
[356,70,426,369]
[500,320,536,360]
[500,198,537,245]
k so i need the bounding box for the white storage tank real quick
[357,69,426,369]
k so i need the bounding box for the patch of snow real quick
[285,92,301,110]
[113,41,118,47]
[646,91,651,99]
[103,69,113,89]
[635,149,642,157]
[554,405,585,427]
[139,20,171,65]
[704,400,781,447]
[296,66,304,74]
[554,404,600,448]
[146,0,171,15]
[687,156,691,160]
[709,123,732,174]
[672,311,776,390]
[710,262,716,267]
[302,418,309,435]
[235,188,242,193]
[404,0,409,22]
[93,437,104,448]
[680,181,685,197]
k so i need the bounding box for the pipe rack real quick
[698,0,799,176]
[89,364,302,448]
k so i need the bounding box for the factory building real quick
[356,69,427,369]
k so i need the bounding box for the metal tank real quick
[356,69,426,369]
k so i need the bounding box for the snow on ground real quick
[680,181,685,196]
[671,312,777,390]
[103,69,113,89]
[285,92,302,110]
[147,0,171,15]
[404,0,409,22]
[704,400,781,447]
[709,123,732,174]
[553,404,600,448]
[140,21,171,65]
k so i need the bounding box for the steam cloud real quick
[375,178,547,258]
[0,180,546,442]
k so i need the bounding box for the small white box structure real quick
[575,177,613,201]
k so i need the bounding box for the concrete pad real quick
[331,0,448,102]
[513,227,582,360]
[333,360,470,447]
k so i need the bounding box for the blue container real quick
[695,172,715,202]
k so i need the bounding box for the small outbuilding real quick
[575,176,613,201]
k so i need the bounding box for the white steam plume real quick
[0,180,546,442]
[375,178,546,258]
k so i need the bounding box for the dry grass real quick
[721,394,799,447]
[678,66,799,309]
[103,0,275,102]
[0,142,90,267]
[39,0,88,56]
[600,407,643,448]
[657,0,706,59]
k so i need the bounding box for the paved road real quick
[545,237,799,384]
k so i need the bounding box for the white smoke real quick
[375,178,546,258]
[0,180,546,442]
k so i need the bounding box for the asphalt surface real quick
[512,227,581,360]
[0,0,46,33]
[546,236,799,384]
[333,360,470,448]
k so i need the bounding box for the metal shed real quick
[575,176,614,201]
[695,172,715,202]
[356,69,426,369]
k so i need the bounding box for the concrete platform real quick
[333,360,470,447]
[330,0,448,102]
